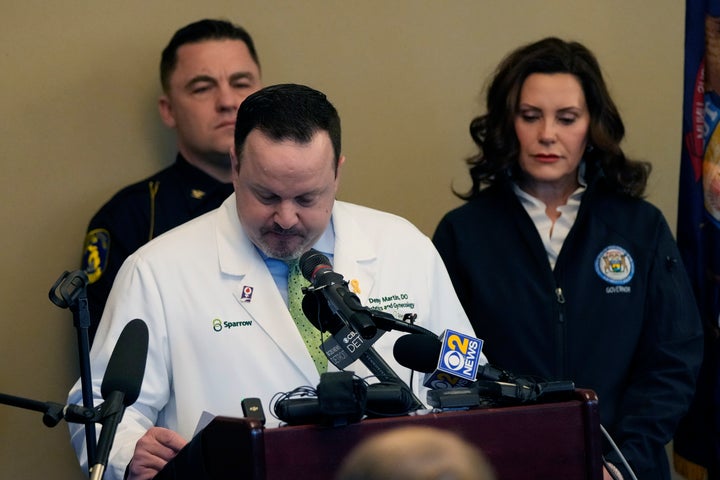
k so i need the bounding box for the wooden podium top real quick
[156,389,602,480]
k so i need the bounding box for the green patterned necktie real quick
[287,259,328,374]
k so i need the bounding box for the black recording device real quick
[273,372,417,426]
[241,397,266,426]
[274,372,365,427]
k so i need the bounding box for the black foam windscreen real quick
[392,333,442,373]
[100,318,149,406]
[299,249,331,281]
[302,292,345,334]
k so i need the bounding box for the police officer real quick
[81,19,262,340]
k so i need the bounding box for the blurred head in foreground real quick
[335,426,496,480]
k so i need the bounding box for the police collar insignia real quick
[190,189,206,200]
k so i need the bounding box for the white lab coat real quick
[68,195,478,480]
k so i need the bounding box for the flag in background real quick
[674,0,720,478]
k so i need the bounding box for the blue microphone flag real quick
[423,329,483,389]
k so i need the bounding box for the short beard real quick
[256,225,307,261]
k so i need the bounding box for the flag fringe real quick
[674,452,709,480]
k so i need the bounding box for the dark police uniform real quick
[81,154,234,341]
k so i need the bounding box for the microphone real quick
[394,332,575,407]
[299,250,385,370]
[90,319,149,480]
[299,249,424,410]
[393,330,484,389]
[299,249,377,339]
[299,249,435,369]
[394,332,518,386]
[303,289,384,369]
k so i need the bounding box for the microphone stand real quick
[0,392,100,427]
[365,309,434,336]
[357,346,425,411]
[0,392,67,427]
[0,389,128,480]
[358,309,432,409]
[89,391,126,480]
[303,286,429,412]
[49,270,97,465]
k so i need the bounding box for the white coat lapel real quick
[214,196,319,383]
[331,202,379,304]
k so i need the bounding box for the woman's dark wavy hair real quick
[458,37,650,200]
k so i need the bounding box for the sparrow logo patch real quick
[595,245,634,285]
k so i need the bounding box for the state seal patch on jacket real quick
[594,245,634,285]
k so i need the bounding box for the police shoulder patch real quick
[594,245,634,285]
[82,229,110,284]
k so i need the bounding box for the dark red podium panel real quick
[155,389,602,480]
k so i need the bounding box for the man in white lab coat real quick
[68,84,479,480]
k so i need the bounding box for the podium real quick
[155,389,602,480]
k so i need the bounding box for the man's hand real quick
[126,427,187,480]
[603,464,623,480]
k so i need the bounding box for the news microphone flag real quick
[321,324,384,369]
[423,330,483,389]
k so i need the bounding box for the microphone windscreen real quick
[299,249,331,281]
[101,318,149,406]
[393,334,442,373]
[302,293,321,329]
[302,293,345,334]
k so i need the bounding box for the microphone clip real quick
[62,393,127,426]
[48,270,89,311]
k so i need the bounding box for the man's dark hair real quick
[234,84,342,170]
[160,19,260,92]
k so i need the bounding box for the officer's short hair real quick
[160,19,260,92]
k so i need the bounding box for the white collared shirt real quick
[513,167,587,269]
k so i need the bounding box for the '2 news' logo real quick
[424,330,483,389]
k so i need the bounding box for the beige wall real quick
[0,1,684,478]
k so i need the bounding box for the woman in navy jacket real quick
[433,37,703,480]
